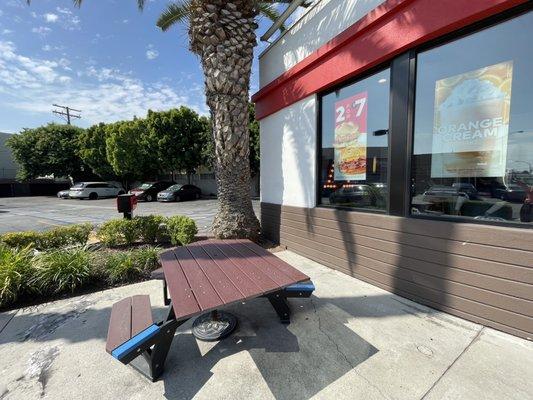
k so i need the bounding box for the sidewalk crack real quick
[420,326,484,400]
[0,310,18,336]
[310,298,393,400]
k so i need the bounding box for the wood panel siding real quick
[261,202,533,340]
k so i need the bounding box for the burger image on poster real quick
[334,122,367,178]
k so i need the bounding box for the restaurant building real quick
[252,0,532,339]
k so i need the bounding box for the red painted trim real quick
[252,0,529,120]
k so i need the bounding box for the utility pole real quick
[52,104,81,125]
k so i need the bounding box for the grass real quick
[31,248,94,294]
[0,244,33,307]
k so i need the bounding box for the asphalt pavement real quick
[0,196,260,235]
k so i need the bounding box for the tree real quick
[29,0,308,240]
[6,123,86,181]
[248,103,260,177]
[145,107,208,183]
[78,122,116,180]
[105,119,159,189]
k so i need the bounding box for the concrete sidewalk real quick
[0,251,531,400]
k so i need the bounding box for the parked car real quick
[130,181,175,202]
[329,185,373,206]
[157,184,202,202]
[69,182,125,200]
[451,183,478,199]
[422,185,470,203]
[493,184,527,202]
[57,189,70,199]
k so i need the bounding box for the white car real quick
[69,182,125,200]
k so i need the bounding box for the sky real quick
[0,0,304,133]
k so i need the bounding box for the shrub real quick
[0,231,40,249]
[134,215,165,244]
[102,247,160,284]
[96,219,137,246]
[31,248,93,294]
[40,223,93,249]
[0,244,34,307]
[165,216,198,245]
[0,223,92,250]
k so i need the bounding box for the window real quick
[319,68,390,211]
[411,11,533,225]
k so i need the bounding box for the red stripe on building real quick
[252,0,528,120]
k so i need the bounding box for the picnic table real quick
[105,239,315,381]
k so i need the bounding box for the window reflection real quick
[320,69,390,211]
[411,11,533,225]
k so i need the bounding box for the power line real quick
[52,104,81,125]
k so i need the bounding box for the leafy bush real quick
[0,223,92,250]
[96,215,197,247]
[0,231,41,249]
[165,216,198,245]
[96,219,137,246]
[40,224,93,249]
[31,248,93,294]
[134,215,165,244]
[100,247,160,284]
[0,244,34,307]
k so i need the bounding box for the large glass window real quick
[319,68,390,211]
[411,11,533,226]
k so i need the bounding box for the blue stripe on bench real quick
[111,324,160,361]
[285,282,315,292]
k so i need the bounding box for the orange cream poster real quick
[431,61,513,178]
[334,91,367,180]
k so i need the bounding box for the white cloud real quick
[146,49,159,60]
[32,26,52,37]
[2,29,13,35]
[122,19,129,24]
[0,40,208,126]
[44,13,59,23]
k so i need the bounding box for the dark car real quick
[494,184,527,202]
[422,185,471,203]
[451,183,478,199]
[130,181,175,202]
[329,185,373,206]
[157,184,202,202]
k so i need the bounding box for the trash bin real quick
[117,193,137,219]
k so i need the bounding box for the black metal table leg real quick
[267,291,290,324]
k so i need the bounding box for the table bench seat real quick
[106,295,157,362]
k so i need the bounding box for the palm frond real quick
[258,3,285,30]
[157,1,192,31]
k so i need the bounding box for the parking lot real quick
[0,196,260,235]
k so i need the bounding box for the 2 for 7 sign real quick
[335,91,368,133]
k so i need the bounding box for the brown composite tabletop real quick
[160,239,310,321]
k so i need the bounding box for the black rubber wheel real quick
[145,194,153,202]
[175,195,181,202]
[192,311,237,342]
[89,192,98,200]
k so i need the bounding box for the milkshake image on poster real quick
[334,91,368,181]
[431,61,513,178]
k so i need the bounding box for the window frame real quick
[316,62,393,214]
[315,3,532,229]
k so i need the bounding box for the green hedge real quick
[0,246,161,308]
[96,215,197,247]
[0,223,93,250]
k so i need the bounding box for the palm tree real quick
[28,0,309,240]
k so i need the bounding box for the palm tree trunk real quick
[191,1,260,240]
